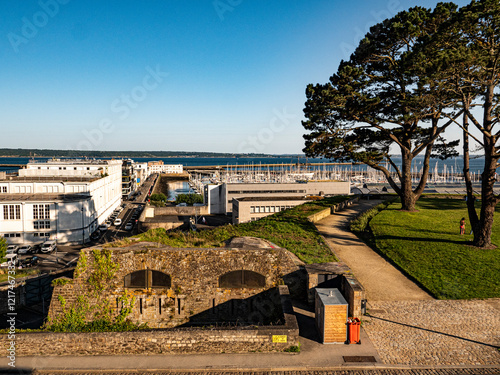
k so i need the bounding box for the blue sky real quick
[0,0,471,154]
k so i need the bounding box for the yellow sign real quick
[272,335,287,343]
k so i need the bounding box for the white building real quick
[147,161,183,175]
[205,181,350,214]
[0,159,122,245]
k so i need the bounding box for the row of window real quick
[1,204,52,221]
[250,205,293,214]
[3,233,21,238]
[33,204,50,220]
[228,190,305,194]
[3,205,21,220]
[33,220,51,230]
[124,270,266,289]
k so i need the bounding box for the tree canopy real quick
[303,3,461,211]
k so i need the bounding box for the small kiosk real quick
[315,288,348,344]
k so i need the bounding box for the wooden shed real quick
[315,288,348,344]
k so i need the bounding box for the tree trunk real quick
[462,106,480,240]
[473,83,499,248]
[400,147,416,211]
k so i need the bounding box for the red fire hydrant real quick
[347,317,361,344]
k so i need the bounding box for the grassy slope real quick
[136,196,349,264]
[368,198,500,299]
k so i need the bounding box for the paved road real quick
[314,199,432,302]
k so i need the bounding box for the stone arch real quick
[124,269,171,289]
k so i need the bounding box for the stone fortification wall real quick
[48,243,299,328]
[3,286,298,356]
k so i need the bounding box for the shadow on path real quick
[368,314,500,349]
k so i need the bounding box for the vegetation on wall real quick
[46,249,146,332]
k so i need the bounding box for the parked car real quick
[113,218,122,226]
[18,256,39,269]
[98,224,108,231]
[90,231,101,240]
[6,245,19,255]
[125,222,133,231]
[17,245,33,255]
[40,240,57,253]
[1,253,19,267]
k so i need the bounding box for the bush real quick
[175,194,203,205]
[150,193,167,202]
[0,237,6,259]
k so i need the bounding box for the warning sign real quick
[272,335,287,343]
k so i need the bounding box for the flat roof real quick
[316,288,347,306]
[0,193,89,203]
[0,176,99,183]
[235,196,312,202]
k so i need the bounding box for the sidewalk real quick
[314,199,432,302]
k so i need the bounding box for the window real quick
[1,187,6,193]
[265,206,270,213]
[260,206,265,213]
[124,270,171,289]
[219,270,266,288]
[255,206,260,213]
[33,204,50,220]
[270,206,275,213]
[250,206,255,213]
[34,221,50,230]
[3,205,20,220]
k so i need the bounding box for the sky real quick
[0,0,472,154]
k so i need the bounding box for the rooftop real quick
[0,193,90,202]
[0,176,99,183]
[235,196,313,202]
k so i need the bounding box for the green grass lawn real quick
[364,197,500,299]
[133,196,350,264]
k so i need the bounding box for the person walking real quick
[460,217,466,235]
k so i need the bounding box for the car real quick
[18,245,33,255]
[125,222,133,231]
[90,231,101,240]
[6,245,19,255]
[99,224,108,231]
[1,253,19,267]
[113,218,122,226]
[176,203,188,207]
[40,240,57,253]
[18,256,39,269]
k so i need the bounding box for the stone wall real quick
[47,243,299,329]
[306,197,360,223]
[3,286,299,356]
[340,274,365,318]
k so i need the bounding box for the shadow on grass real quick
[367,314,500,349]
[376,234,469,245]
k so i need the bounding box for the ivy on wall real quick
[46,249,147,332]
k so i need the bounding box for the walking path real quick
[314,199,432,302]
[314,199,500,367]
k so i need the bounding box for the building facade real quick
[0,159,122,244]
[206,181,350,214]
[232,196,312,224]
[147,161,183,175]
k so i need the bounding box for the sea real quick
[0,155,490,175]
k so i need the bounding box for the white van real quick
[1,253,19,267]
[40,240,57,253]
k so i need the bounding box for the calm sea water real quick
[0,155,490,174]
